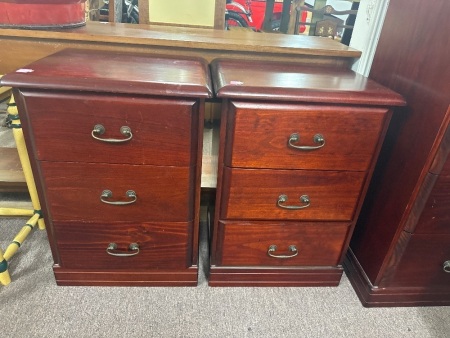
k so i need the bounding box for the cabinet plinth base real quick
[53,266,198,287]
[343,250,450,307]
[208,266,343,287]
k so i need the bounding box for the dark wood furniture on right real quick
[344,0,450,307]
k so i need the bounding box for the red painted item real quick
[226,0,307,32]
[0,0,86,28]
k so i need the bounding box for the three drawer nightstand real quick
[1,49,212,286]
[208,59,405,286]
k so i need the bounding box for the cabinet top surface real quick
[1,48,213,98]
[211,59,405,106]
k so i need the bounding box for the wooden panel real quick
[344,248,450,307]
[216,220,349,267]
[55,221,192,270]
[1,48,212,98]
[349,0,450,287]
[414,170,450,234]
[0,147,27,192]
[220,167,365,221]
[209,266,343,287]
[39,162,194,222]
[211,59,405,106]
[226,102,387,171]
[21,92,198,166]
[380,232,450,289]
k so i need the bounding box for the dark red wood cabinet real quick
[209,59,404,286]
[343,0,450,306]
[1,49,212,286]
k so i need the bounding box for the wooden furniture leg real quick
[0,95,45,286]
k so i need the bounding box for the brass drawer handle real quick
[277,194,310,210]
[106,243,140,257]
[288,133,325,150]
[92,124,133,143]
[444,260,450,273]
[267,245,298,259]
[100,190,137,205]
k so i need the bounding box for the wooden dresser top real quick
[1,48,213,98]
[211,59,405,106]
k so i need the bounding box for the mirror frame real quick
[214,0,226,29]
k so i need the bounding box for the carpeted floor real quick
[1,191,449,338]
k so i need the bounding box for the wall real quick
[149,0,215,27]
[350,0,390,76]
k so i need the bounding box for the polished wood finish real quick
[55,221,192,269]
[209,267,343,287]
[17,92,199,167]
[0,21,361,75]
[211,59,404,106]
[4,49,211,286]
[2,48,212,98]
[225,102,389,171]
[344,0,450,307]
[0,148,27,192]
[216,221,349,266]
[221,168,365,221]
[40,162,194,222]
[210,59,403,286]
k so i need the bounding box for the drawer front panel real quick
[415,171,450,234]
[221,167,365,221]
[216,221,350,267]
[40,162,194,222]
[383,233,450,289]
[55,221,192,270]
[226,102,387,171]
[23,92,198,166]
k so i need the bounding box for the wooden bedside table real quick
[208,59,404,286]
[1,49,212,286]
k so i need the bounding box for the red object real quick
[0,0,86,28]
[226,0,307,32]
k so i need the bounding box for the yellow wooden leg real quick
[3,213,40,261]
[0,208,35,217]
[0,248,11,286]
[8,95,45,230]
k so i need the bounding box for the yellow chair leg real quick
[0,248,11,286]
[8,95,45,230]
[4,213,40,261]
[1,94,45,285]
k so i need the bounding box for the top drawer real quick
[224,102,388,171]
[21,92,198,166]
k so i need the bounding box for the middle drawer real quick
[220,167,365,221]
[39,162,194,222]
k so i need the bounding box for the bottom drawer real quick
[383,232,450,289]
[54,221,192,270]
[215,221,350,267]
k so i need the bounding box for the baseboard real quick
[53,266,198,287]
[344,249,450,307]
[209,266,343,287]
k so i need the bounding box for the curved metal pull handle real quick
[92,124,133,143]
[443,260,450,273]
[267,245,298,259]
[277,194,310,210]
[288,133,325,150]
[100,190,137,205]
[106,243,140,257]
